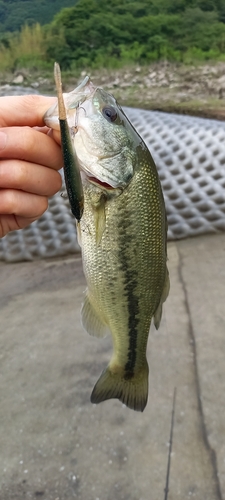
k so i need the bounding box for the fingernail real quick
[0,131,7,150]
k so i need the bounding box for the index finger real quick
[0,95,57,128]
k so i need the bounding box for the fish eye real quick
[102,106,117,123]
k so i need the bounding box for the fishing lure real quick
[54,62,84,222]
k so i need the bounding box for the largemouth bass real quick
[44,68,170,412]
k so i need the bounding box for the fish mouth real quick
[87,175,115,190]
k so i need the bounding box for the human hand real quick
[0,94,63,238]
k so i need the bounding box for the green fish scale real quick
[80,146,167,375]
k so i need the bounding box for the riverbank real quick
[1,61,225,120]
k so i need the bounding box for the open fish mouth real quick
[87,175,115,190]
[82,166,128,190]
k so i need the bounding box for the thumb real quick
[0,95,57,128]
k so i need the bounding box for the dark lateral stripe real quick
[118,219,139,378]
[124,269,139,378]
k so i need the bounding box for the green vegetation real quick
[0,0,78,33]
[1,0,225,73]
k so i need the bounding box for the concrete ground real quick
[0,233,225,500]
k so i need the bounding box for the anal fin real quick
[81,291,110,338]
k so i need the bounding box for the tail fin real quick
[91,363,149,412]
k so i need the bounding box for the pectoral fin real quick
[76,221,82,248]
[93,200,106,245]
[81,292,110,338]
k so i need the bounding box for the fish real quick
[44,66,170,412]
